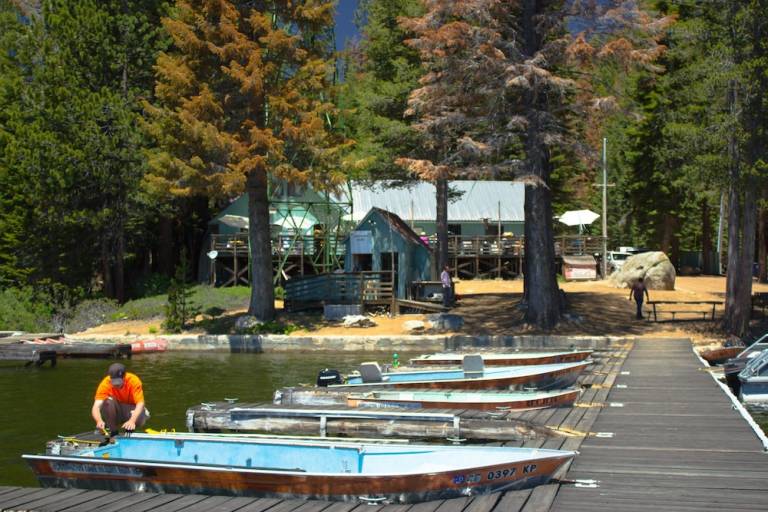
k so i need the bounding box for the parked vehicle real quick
[606,251,631,273]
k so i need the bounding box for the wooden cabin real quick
[344,207,433,299]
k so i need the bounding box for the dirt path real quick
[75,277,768,344]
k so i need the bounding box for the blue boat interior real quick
[74,437,557,475]
[344,363,577,385]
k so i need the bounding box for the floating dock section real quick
[0,342,131,366]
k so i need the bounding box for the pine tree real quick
[145,0,345,321]
[163,248,198,332]
[337,0,424,180]
[397,0,667,328]
[0,0,168,298]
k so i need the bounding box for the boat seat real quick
[359,362,389,383]
[463,354,484,378]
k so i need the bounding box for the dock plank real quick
[150,495,241,512]
[31,489,113,511]
[57,491,143,512]
[9,488,88,511]
[79,491,162,512]
[551,338,768,512]
[228,497,283,512]
[144,494,210,512]
[491,488,531,512]
[0,487,61,510]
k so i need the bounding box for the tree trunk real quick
[701,199,713,275]
[114,221,125,302]
[724,181,742,335]
[435,177,449,272]
[521,0,560,329]
[522,115,560,328]
[247,170,275,321]
[660,213,679,267]
[759,207,767,283]
[101,237,114,298]
[158,216,174,276]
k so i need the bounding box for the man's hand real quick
[122,419,136,431]
[96,420,106,430]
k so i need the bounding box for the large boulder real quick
[610,251,676,290]
[426,313,464,332]
[234,315,261,333]
[342,315,376,328]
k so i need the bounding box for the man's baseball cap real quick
[108,363,126,386]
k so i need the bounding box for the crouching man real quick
[91,362,148,436]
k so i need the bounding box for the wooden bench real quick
[751,292,768,316]
[647,300,721,322]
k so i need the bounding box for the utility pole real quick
[593,138,614,279]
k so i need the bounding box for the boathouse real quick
[345,207,433,299]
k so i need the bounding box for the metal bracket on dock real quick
[358,496,387,504]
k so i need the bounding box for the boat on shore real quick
[346,388,580,411]
[24,433,575,503]
[700,345,745,366]
[409,350,593,367]
[130,338,168,354]
[330,361,590,391]
[738,350,768,404]
[724,341,768,393]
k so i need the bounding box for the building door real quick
[381,252,399,297]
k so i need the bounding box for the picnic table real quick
[647,300,722,322]
[752,292,768,316]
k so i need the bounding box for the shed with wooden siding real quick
[345,207,433,299]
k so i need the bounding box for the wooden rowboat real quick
[347,388,580,411]
[24,433,574,503]
[331,361,590,391]
[410,350,593,366]
[700,346,744,365]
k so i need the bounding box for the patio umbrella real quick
[558,209,600,234]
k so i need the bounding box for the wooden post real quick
[498,202,502,278]
[233,238,238,288]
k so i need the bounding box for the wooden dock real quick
[0,342,131,366]
[4,338,767,511]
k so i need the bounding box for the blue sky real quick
[334,0,360,51]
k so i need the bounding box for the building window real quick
[448,224,462,235]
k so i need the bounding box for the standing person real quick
[91,363,148,436]
[441,264,453,307]
[628,277,650,320]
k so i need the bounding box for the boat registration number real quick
[52,461,144,477]
[453,464,537,485]
[487,464,537,480]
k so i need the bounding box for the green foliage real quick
[162,249,199,333]
[0,0,170,297]
[112,285,250,321]
[274,286,286,300]
[0,287,54,332]
[236,321,300,335]
[337,0,424,179]
[129,273,172,299]
[65,298,119,334]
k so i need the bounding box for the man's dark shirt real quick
[631,282,648,302]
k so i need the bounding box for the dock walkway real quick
[3,339,766,511]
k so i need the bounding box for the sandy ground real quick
[75,277,768,345]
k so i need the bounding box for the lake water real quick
[0,351,404,486]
